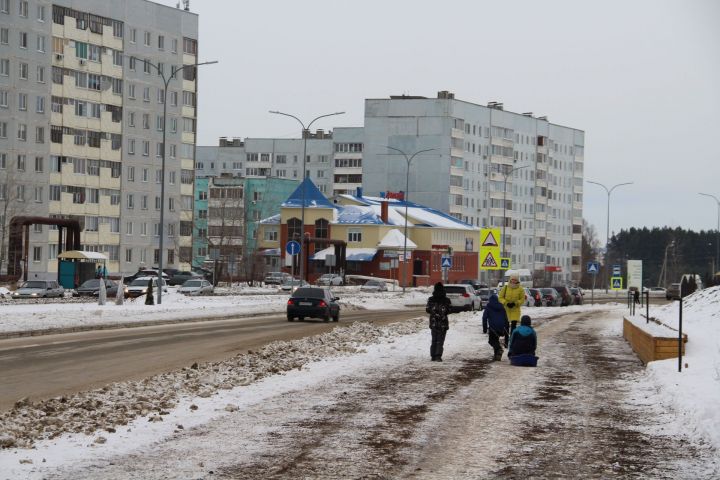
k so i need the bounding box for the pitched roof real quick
[281,178,336,209]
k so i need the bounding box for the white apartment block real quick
[0,0,199,277]
[361,91,585,284]
[196,127,364,198]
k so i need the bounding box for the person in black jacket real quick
[426,282,452,362]
[482,294,510,361]
[508,315,538,359]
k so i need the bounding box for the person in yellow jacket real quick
[498,275,526,347]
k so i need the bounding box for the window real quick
[157,88,164,104]
[158,35,164,50]
[130,28,136,43]
[183,37,197,55]
[35,126,44,143]
[18,93,27,111]
[16,154,26,171]
[17,123,26,141]
[35,96,44,113]
[142,140,149,156]
[0,0,8,14]
[88,44,100,62]
[142,168,148,182]
[36,4,44,21]
[34,186,42,202]
[287,218,301,240]
[129,56,136,71]
[128,83,135,99]
[0,90,6,107]
[36,35,45,52]
[1,28,7,44]
[348,229,362,243]
[170,91,178,106]
[144,31,151,46]
[19,31,27,49]
[49,185,60,201]
[0,59,9,76]
[36,65,44,83]
[171,38,178,53]
[142,113,149,129]
[126,194,134,209]
[127,138,135,155]
[33,247,42,263]
[34,156,43,172]
[143,87,150,101]
[0,121,5,138]
[19,62,28,80]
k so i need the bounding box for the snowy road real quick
[11,306,716,479]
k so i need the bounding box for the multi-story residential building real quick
[361,91,585,285]
[0,0,199,278]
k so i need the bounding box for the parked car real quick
[12,280,65,299]
[643,286,667,298]
[280,278,310,291]
[569,287,584,305]
[552,286,573,306]
[316,273,344,286]
[528,288,544,307]
[264,271,291,285]
[286,287,340,322]
[666,283,681,300]
[444,284,481,312]
[360,279,388,292]
[126,276,168,298]
[539,288,561,306]
[459,279,486,291]
[123,269,170,284]
[168,271,203,286]
[178,279,214,296]
[476,288,496,309]
[73,279,119,297]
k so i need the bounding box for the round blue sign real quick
[286,240,301,255]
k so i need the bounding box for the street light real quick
[587,180,633,292]
[133,57,218,304]
[269,110,345,283]
[698,193,719,277]
[500,164,529,258]
[385,146,436,292]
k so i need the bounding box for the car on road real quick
[643,286,667,298]
[569,287,584,305]
[460,279,486,291]
[360,279,388,292]
[12,280,65,299]
[552,286,573,306]
[666,283,681,300]
[168,271,203,286]
[528,288,544,307]
[280,278,310,291]
[476,288,496,309]
[444,284,481,312]
[286,287,340,322]
[316,273,344,286]
[264,271,291,285]
[539,288,561,306]
[178,279,214,296]
[125,276,168,298]
[73,279,119,298]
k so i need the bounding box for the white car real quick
[126,276,168,298]
[443,284,481,312]
[12,280,65,299]
[316,274,344,286]
[178,279,214,296]
[360,279,388,292]
[643,286,667,298]
[280,278,310,291]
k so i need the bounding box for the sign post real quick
[286,241,301,288]
[587,261,600,305]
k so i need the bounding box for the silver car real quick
[316,274,344,286]
[178,279,214,296]
[360,280,388,292]
[12,280,65,299]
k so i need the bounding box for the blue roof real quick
[282,178,336,209]
[335,205,384,225]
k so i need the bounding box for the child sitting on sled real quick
[508,315,538,367]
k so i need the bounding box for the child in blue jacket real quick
[482,294,509,361]
[508,315,538,366]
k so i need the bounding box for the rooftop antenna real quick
[183,0,190,11]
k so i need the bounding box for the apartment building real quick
[362,91,585,284]
[0,0,199,277]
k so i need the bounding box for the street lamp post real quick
[587,180,633,292]
[500,165,529,258]
[385,146,436,292]
[133,57,218,304]
[699,193,720,278]
[269,111,345,283]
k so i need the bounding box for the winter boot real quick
[493,348,503,361]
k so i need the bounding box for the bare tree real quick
[0,165,35,276]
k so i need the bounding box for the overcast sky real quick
[157,0,719,240]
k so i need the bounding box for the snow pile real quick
[634,285,720,448]
[0,318,426,449]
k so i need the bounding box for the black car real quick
[460,279,487,291]
[476,288,496,309]
[552,286,573,307]
[168,271,202,286]
[539,288,561,306]
[287,287,340,322]
[73,279,119,297]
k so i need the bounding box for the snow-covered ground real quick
[0,285,718,478]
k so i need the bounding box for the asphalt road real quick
[0,308,426,412]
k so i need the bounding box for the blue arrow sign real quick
[587,261,600,274]
[441,256,452,268]
[286,240,301,256]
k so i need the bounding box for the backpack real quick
[427,301,449,330]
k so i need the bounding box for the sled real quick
[509,354,538,367]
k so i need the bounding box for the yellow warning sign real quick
[480,228,501,248]
[480,250,502,270]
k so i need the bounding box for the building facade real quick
[362,91,585,285]
[0,0,200,278]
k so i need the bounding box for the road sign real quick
[480,228,501,248]
[481,250,500,269]
[611,276,623,290]
[441,256,452,268]
[627,260,642,290]
[587,261,600,275]
[286,240,301,256]
[612,264,622,276]
[500,258,510,269]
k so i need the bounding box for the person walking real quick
[508,315,538,366]
[498,275,526,346]
[482,294,510,361]
[426,282,452,362]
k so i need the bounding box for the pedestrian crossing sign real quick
[611,277,623,290]
[500,258,510,269]
[441,256,452,268]
[481,250,499,269]
[587,261,600,275]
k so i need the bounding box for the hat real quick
[509,275,519,282]
[521,315,532,326]
[433,282,445,295]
